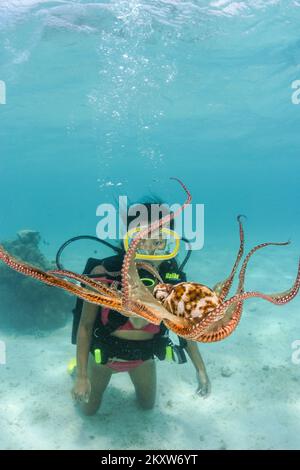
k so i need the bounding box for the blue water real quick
[0,1,300,450]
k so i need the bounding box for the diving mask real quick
[123,227,180,261]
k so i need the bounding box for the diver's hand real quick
[71,377,91,403]
[195,370,211,398]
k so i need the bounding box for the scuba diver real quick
[61,202,210,415]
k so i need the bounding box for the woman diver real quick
[70,202,211,414]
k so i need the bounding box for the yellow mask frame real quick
[123,227,180,261]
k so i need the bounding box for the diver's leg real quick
[128,359,157,410]
[81,356,113,416]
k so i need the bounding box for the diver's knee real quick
[82,407,99,416]
[81,404,100,416]
[139,401,155,410]
[81,398,102,416]
[136,396,156,410]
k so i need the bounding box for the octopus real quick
[0,177,299,343]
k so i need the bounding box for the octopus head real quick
[153,283,174,302]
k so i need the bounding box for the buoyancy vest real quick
[71,253,188,364]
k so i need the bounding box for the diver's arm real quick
[71,301,97,402]
[185,340,211,398]
[76,301,98,378]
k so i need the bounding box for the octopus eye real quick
[153,284,171,301]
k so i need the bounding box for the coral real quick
[0,230,73,332]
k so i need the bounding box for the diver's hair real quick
[126,198,175,231]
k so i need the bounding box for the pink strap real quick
[101,307,110,325]
[92,277,120,325]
